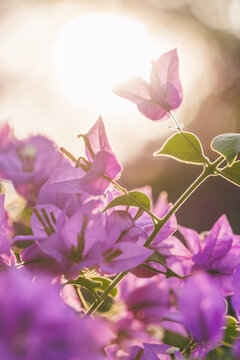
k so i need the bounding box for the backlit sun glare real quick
[53,14,153,105]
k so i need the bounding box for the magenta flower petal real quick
[114,48,183,121]
[91,151,122,179]
[178,225,201,255]
[150,48,183,108]
[85,116,117,160]
[0,123,13,152]
[194,214,233,266]
[100,242,153,274]
[113,77,151,104]
[0,195,10,256]
[46,162,86,193]
[178,273,225,344]
[137,101,169,121]
[79,151,122,195]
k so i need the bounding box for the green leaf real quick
[104,191,151,212]
[154,132,206,165]
[148,252,183,279]
[211,133,240,166]
[91,277,118,297]
[67,276,118,297]
[220,161,240,186]
[67,277,101,290]
[223,316,239,345]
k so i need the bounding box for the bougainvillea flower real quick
[0,194,16,270]
[178,273,225,344]
[111,343,183,360]
[83,116,118,161]
[0,194,10,256]
[127,188,177,277]
[0,123,13,152]
[164,215,240,295]
[98,210,153,274]
[119,273,170,324]
[0,123,14,179]
[16,203,152,277]
[46,117,122,195]
[16,201,104,277]
[113,49,183,121]
[135,189,177,246]
[0,269,111,360]
[0,132,64,202]
[231,265,240,318]
[38,162,92,216]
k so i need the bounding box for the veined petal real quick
[85,116,115,160]
[150,48,183,105]
[91,151,122,180]
[78,151,122,195]
[113,77,151,104]
[45,162,85,193]
[178,225,201,255]
[137,101,169,121]
[100,242,153,274]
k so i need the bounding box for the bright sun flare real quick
[53,14,153,104]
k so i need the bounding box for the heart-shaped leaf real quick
[220,161,240,187]
[211,133,240,166]
[154,132,205,165]
[104,191,151,212]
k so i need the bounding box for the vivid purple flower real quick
[45,117,122,195]
[38,163,92,217]
[0,131,64,202]
[127,188,177,278]
[109,343,183,360]
[113,49,183,121]
[231,265,240,318]
[16,201,104,277]
[16,203,152,277]
[98,210,153,274]
[178,272,225,344]
[134,188,177,246]
[0,194,16,270]
[165,215,240,295]
[0,123,14,180]
[0,194,11,256]
[119,273,170,324]
[107,313,153,353]
[0,269,111,360]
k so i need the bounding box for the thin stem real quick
[85,156,224,317]
[59,147,78,163]
[169,111,211,167]
[74,285,88,312]
[85,271,128,316]
[145,167,212,247]
[169,111,183,132]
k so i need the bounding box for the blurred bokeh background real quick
[1,0,240,232]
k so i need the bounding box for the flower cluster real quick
[0,48,239,359]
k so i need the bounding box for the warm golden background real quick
[1,0,240,232]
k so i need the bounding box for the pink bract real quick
[113,49,183,121]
